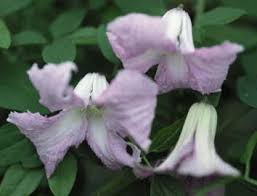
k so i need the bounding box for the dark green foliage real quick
[0,0,257,195]
[150,175,186,196]
[48,153,77,196]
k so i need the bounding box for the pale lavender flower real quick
[107,8,244,94]
[7,62,158,177]
[134,102,240,178]
[155,102,240,177]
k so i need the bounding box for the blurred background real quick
[0,0,257,195]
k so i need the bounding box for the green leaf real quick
[92,169,136,196]
[150,175,186,196]
[150,118,184,153]
[69,27,97,45]
[50,9,86,38]
[89,0,106,10]
[196,7,245,27]
[0,19,11,48]
[205,25,257,49]
[226,180,257,196]
[223,0,257,19]
[42,38,76,63]
[0,124,37,167]
[0,124,24,150]
[113,0,165,15]
[216,100,257,161]
[242,49,257,79]
[80,156,134,195]
[13,31,47,46]
[48,153,77,196]
[0,167,7,176]
[0,62,47,112]
[195,177,234,196]
[0,165,43,196]
[100,5,123,23]
[237,77,257,108]
[207,92,221,107]
[97,24,119,64]
[0,0,32,16]
[21,153,42,169]
[241,132,257,178]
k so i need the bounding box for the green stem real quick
[142,153,152,167]
[244,162,250,179]
[111,63,119,78]
[194,0,206,24]
[201,95,208,103]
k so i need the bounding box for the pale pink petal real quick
[86,112,122,169]
[108,132,141,167]
[155,41,243,94]
[107,13,175,73]
[96,70,158,151]
[86,112,140,169]
[185,41,244,94]
[7,109,87,177]
[133,164,154,179]
[154,103,201,172]
[155,53,189,93]
[28,62,83,112]
[178,151,240,177]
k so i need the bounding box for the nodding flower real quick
[107,7,243,94]
[154,102,240,177]
[8,62,158,177]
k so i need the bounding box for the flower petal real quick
[107,13,175,73]
[155,103,201,172]
[185,41,244,94]
[96,70,158,152]
[86,111,140,169]
[86,111,122,169]
[133,164,154,179]
[177,104,240,177]
[108,132,141,167]
[155,53,189,93]
[155,42,243,94]
[74,73,109,106]
[7,109,87,177]
[28,62,82,112]
[162,8,195,53]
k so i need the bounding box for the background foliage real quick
[0,0,257,195]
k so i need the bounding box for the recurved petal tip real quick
[27,62,81,112]
[185,41,244,94]
[107,13,172,73]
[8,109,87,177]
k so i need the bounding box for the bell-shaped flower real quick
[7,62,158,177]
[107,7,243,94]
[154,102,240,177]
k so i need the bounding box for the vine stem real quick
[194,0,206,24]
[142,152,152,167]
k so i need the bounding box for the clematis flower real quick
[107,7,244,94]
[7,62,158,177]
[154,102,240,177]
